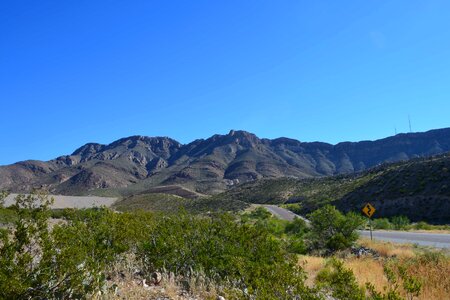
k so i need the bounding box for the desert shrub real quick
[412,221,433,230]
[376,259,422,300]
[284,217,309,255]
[0,191,7,207]
[390,216,410,230]
[249,206,272,220]
[315,258,365,300]
[282,203,303,214]
[316,258,410,300]
[138,213,318,299]
[0,193,154,299]
[365,282,404,300]
[285,217,309,236]
[308,205,364,252]
[287,237,307,254]
[0,207,17,224]
[372,218,394,230]
[256,217,288,236]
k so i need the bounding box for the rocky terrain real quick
[1,128,450,196]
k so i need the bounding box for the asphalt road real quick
[359,230,450,248]
[262,205,310,223]
[263,205,450,249]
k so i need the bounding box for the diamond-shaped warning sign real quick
[362,203,376,218]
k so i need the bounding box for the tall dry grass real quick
[300,239,450,300]
[299,255,326,287]
[400,253,450,300]
[359,238,415,259]
[345,257,387,293]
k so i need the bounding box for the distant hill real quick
[215,153,450,223]
[1,128,450,196]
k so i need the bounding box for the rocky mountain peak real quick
[72,143,105,157]
[226,130,260,147]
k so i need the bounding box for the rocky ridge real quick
[1,128,450,195]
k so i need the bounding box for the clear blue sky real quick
[1,1,450,165]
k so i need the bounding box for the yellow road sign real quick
[362,203,376,218]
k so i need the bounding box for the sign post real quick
[362,203,376,240]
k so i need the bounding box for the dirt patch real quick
[4,194,117,209]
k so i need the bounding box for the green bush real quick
[0,191,7,207]
[315,258,365,300]
[0,207,17,224]
[0,193,153,299]
[372,218,394,230]
[249,206,272,220]
[282,203,303,214]
[287,237,307,254]
[308,205,364,252]
[413,221,433,230]
[138,213,317,299]
[285,217,309,236]
[391,216,410,230]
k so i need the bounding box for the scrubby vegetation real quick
[216,153,450,224]
[302,239,450,300]
[0,193,318,299]
[308,205,365,253]
[1,191,448,299]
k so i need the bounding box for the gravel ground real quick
[4,194,117,209]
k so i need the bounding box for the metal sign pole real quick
[362,203,376,241]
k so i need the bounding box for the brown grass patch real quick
[344,257,387,293]
[359,238,415,259]
[301,238,450,300]
[298,255,326,287]
[400,253,450,300]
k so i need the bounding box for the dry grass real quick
[345,257,388,293]
[99,254,220,300]
[344,255,450,300]
[298,255,326,287]
[401,254,450,300]
[359,238,415,259]
[300,239,450,300]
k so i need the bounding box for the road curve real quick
[262,205,310,223]
[261,205,450,249]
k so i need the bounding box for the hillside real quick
[113,193,250,214]
[215,153,450,223]
[1,128,450,196]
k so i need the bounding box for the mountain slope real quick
[2,128,450,195]
[215,153,450,223]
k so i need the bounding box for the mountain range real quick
[1,128,450,196]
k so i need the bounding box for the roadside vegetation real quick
[302,240,449,300]
[1,191,448,299]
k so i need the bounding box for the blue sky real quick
[1,1,450,165]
